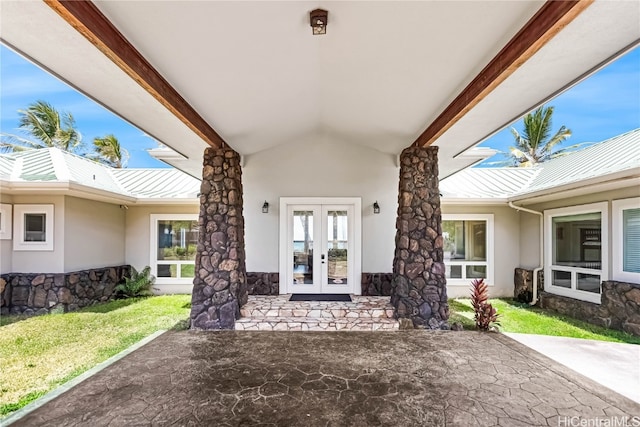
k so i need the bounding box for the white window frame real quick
[0,204,12,240]
[13,204,54,251]
[150,214,199,284]
[442,214,494,286]
[612,197,640,283]
[544,202,608,304]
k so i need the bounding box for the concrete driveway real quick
[7,330,640,426]
[506,332,640,404]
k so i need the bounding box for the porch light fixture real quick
[373,201,380,214]
[310,9,328,35]
[262,201,269,213]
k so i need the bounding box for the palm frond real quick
[0,133,44,151]
[92,134,128,168]
[506,105,571,167]
[11,101,82,153]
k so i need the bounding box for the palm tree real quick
[91,134,128,168]
[0,100,82,153]
[508,106,572,167]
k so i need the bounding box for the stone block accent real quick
[391,146,448,329]
[245,272,394,296]
[0,265,129,316]
[237,295,398,331]
[540,280,640,336]
[514,268,544,303]
[190,147,248,330]
[361,273,393,296]
[247,272,279,295]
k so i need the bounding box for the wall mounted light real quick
[262,201,269,213]
[310,9,328,35]
[373,201,380,214]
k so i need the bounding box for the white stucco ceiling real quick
[1,1,639,179]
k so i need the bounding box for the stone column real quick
[391,146,449,329]
[190,147,248,330]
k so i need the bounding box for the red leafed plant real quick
[470,278,500,331]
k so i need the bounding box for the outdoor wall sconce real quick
[310,9,328,35]
[373,201,380,214]
[262,201,269,213]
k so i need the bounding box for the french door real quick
[280,198,361,294]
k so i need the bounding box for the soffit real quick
[91,0,541,156]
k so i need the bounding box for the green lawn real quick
[0,295,191,417]
[450,298,640,345]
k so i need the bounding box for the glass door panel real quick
[326,210,348,285]
[285,203,354,294]
[292,210,314,285]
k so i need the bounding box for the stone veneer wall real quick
[247,272,279,295]
[361,273,393,296]
[244,272,393,296]
[0,265,130,315]
[391,146,449,329]
[513,268,544,303]
[540,281,640,336]
[190,148,248,330]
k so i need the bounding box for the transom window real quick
[150,214,199,283]
[442,214,494,285]
[545,202,608,304]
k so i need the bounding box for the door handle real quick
[321,254,325,264]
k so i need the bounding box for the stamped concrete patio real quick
[10,330,640,426]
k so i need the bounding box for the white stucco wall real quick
[10,195,65,273]
[441,204,520,298]
[242,137,399,274]
[0,193,14,274]
[125,204,198,294]
[64,196,126,272]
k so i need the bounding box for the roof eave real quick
[0,180,137,204]
[132,197,199,206]
[441,198,509,205]
[508,169,640,205]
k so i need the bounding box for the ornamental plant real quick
[115,266,156,298]
[470,278,500,331]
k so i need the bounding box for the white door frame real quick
[279,197,362,295]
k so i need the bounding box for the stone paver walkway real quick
[237,295,399,331]
[9,330,640,426]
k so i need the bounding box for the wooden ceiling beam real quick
[413,0,593,148]
[44,0,226,149]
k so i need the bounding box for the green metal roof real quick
[0,147,199,199]
[441,128,640,200]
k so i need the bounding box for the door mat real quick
[289,294,352,302]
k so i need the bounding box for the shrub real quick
[115,266,156,298]
[470,278,499,331]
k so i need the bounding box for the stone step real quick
[240,305,395,319]
[235,317,399,331]
[240,295,396,319]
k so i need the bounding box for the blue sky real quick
[1,44,639,168]
[478,46,640,165]
[0,45,166,168]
